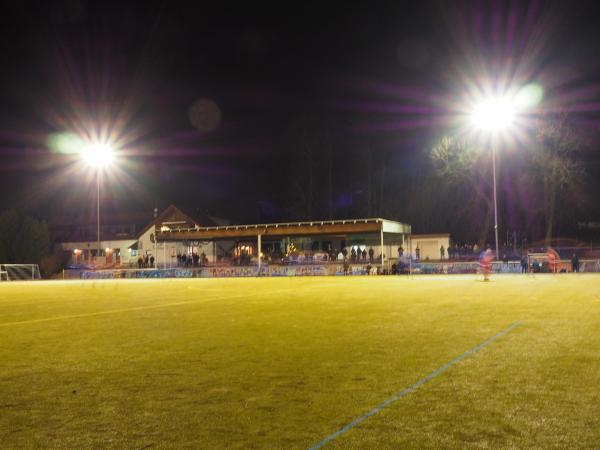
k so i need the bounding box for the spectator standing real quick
[368,247,374,263]
[149,255,155,268]
[362,249,367,261]
[520,256,528,273]
[440,245,445,261]
[343,259,350,275]
[571,253,580,272]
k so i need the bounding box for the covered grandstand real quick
[155,217,411,272]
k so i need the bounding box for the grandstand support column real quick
[153,207,158,268]
[380,226,384,266]
[409,235,413,275]
[257,234,262,270]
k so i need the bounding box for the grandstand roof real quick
[157,218,411,241]
[52,204,227,243]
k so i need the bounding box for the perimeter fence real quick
[74,259,600,279]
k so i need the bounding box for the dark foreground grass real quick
[1,274,599,449]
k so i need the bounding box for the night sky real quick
[1,1,600,242]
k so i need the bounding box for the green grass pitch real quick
[1,274,600,448]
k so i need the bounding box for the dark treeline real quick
[0,209,50,265]
[255,112,599,246]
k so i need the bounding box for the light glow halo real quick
[81,142,115,168]
[470,97,516,132]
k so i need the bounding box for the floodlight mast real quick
[81,142,115,266]
[470,97,516,260]
[491,136,499,261]
[97,170,100,264]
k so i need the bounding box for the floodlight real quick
[470,97,515,131]
[81,142,115,168]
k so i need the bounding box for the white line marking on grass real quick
[309,321,521,450]
[0,288,297,328]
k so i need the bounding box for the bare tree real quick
[428,114,588,245]
[531,112,587,243]
[430,136,494,244]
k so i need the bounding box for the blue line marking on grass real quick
[309,321,521,449]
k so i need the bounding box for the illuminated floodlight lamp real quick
[81,142,115,168]
[470,97,515,132]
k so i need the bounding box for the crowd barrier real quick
[79,264,373,279]
[414,261,521,274]
[414,259,600,274]
[78,259,600,279]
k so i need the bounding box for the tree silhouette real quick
[530,112,587,243]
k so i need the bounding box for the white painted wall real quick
[137,227,218,267]
[60,239,136,265]
[411,235,451,260]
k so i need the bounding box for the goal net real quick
[0,264,42,281]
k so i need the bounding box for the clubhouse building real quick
[56,205,412,269]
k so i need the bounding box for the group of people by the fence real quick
[346,247,385,263]
[244,246,386,265]
[135,252,209,268]
[136,254,155,268]
[176,252,208,267]
[444,243,481,260]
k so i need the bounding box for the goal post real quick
[0,264,42,281]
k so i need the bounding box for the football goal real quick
[0,264,42,281]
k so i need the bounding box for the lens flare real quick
[515,83,544,108]
[46,132,85,155]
